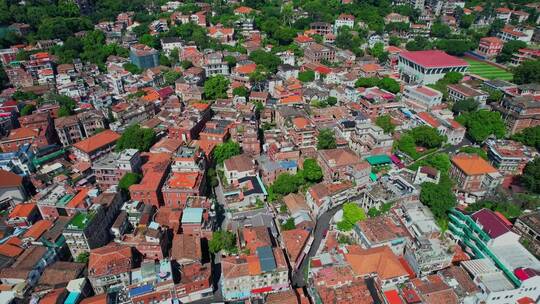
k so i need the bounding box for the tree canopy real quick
[456,110,506,143]
[420,180,456,219]
[115,124,156,152]
[355,77,400,94]
[248,50,282,74]
[522,157,540,194]
[375,115,395,134]
[204,75,230,100]
[302,158,323,183]
[213,140,241,164]
[337,203,366,231]
[298,70,315,82]
[119,172,142,194]
[317,128,337,150]
[513,59,540,85]
[452,98,479,114]
[209,230,238,254]
[512,126,540,150]
[466,200,522,219]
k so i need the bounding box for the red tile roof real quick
[417,112,441,128]
[399,50,469,68]
[72,130,120,154]
[471,208,511,238]
[0,170,23,188]
[451,154,497,176]
[23,220,53,240]
[8,203,36,219]
[89,243,132,277]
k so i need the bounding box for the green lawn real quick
[464,58,513,81]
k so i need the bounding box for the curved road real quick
[291,205,342,288]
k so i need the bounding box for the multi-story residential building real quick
[126,259,176,304]
[88,243,133,294]
[309,22,333,35]
[62,206,111,259]
[449,208,540,304]
[450,154,503,197]
[304,43,336,64]
[494,95,540,134]
[160,37,183,55]
[334,14,355,34]
[230,122,260,156]
[36,186,91,221]
[398,50,468,84]
[71,130,120,163]
[77,110,106,138]
[221,246,289,301]
[175,262,213,302]
[129,153,171,207]
[476,37,504,59]
[317,147,370,184]
[162,171,205,209]
[92,149,141,189]
[129,44,159,70]
[514,211,540,257]
[0,170,28,206]
[54,116,84,147]
[403,85,443,109]
[510,48,540,66]
[348,122,394,157]
[486,139,533,175]
[0,126,56,153]
[223,154,256,184]
[498,25,533,43]
[203,51,229,77]
[352,215,409,255]
[305,181,359,217]
[447,83,488,104]
[208,25,234,44]
[287,117,317,149]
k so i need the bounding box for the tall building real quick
[62,206,111,259]
[129,44,159,70]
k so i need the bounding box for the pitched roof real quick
[72,129,120,154]
[451,154,498,176]
[345,245,409,280]
[23,220,53,240]
[399,50,469,68]
[224,154,254,173]
[281,228,310,263]
[8,203,36,219]
[471,208,512,238]
[417,112,441,128]
[6,127,39,140]
[88,243,132,277]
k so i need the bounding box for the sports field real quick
[464,58,513,81]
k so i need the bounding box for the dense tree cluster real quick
[375,115,395,134]
[355,77,400,94]
[209,230,238,254]
[337,203,366,231]
[213,141,241,164]
[456,110,506,143]
[317,129,337,150]
[115,124,156,152]
[512,126,540,150]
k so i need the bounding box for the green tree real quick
[355,77,380,88]
[325,96,337,106]
[375,115,395,134]
[406,36,432,51]
[378,77,400,94]
[75,252,89,263]
[452,98,479,114]
[430,22,451,38]
[0,66,9,90]
[232,86,249,97]
[181,60,193,69]
[337,203,366,231]
[409,153,451,172]
[389,36,401,46]
[420,181,456,219]
[118,172,142,193]
[281,218,296,230]
[248,50,281,73]
[123,63,142,74]
[271,173,303,196]
[456,110,506,143]
[204,75,230,100]
[458,146,488,160]
[213,140,241,164]
[115,124,156,152]
[522,157,540,194]
[466,200,522,219]
[317,129,337,150]
[209,230,237,254]
[460,14,475,29]
[410,126,446,149]
[20,104,36,116]
[164,70,182,85]
[302,158,323,183]
[512,126,540,150]
[497,40,527,63]
[513,59,540,85]
[298,70,315,82]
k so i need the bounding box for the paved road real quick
[291,205,342,288]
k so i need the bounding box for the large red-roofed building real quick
[398,50,468,85]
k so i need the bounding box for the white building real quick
[403,85,443,109]
[334,14,355,34]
